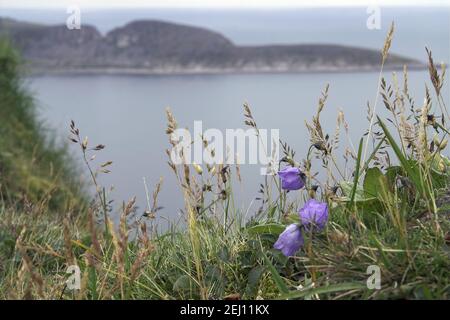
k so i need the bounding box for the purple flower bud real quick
[278,166,305,191]
[299,199,328,231]
[273,224,304,257]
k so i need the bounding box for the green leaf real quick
[377,116,436,211]
[173,275,197,294]
[378,117,419,182]
[247,223,286,236]
[363,167,387,198]
[237,249,256,268]
[385,166,402,187]
[361,137,386,172]
[260,248,289,294]
[88,265,98,300]
[340,181,370,202]
[267,206,277,219]
[283,213,300,225]
[245,266,265,297]
[339,181,364,201]
[347,138,364,210]
[429,154,448,188]
[205,265,225,297]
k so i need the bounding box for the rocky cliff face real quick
[0,18,424,74]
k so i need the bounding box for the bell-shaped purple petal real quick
[299,199,328,231]
[273,224,304,257]
[278,166,305,191]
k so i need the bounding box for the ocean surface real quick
[27,70,448,225]
[10,7,450,224]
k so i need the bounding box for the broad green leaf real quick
[247,223,286,236]
[362,137,386,172]
[377,116,435,211]
[385,166,402,187]
[377,117,420,184]
[364,167,387,198]
[245,265,265,297]
[205,265,225,297]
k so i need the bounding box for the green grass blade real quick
[348,137,364,210]
[361,137,385,173]
[279,282,366,299]
[259,246,289,295]
[377,116,433,201]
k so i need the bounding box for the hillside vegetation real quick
[0,39,84,213]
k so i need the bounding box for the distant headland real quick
[0,17,425,75]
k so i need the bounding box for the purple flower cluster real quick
[274,166,329,257]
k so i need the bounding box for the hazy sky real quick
[1,0,449,9]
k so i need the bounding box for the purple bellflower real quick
[278,166,305,191]
[273,224,304,257]
[299,199,328,231]
[274,200,328,257]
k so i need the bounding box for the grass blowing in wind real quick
[0,22,449,300]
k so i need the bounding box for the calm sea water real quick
[27,70,448,223]
[14,7,450,223]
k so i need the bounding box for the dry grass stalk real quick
[63,218,75,266]
[382,22,395,63]
[363,21,395,165]
[15,229,44,298]
[426,47,449,122]
[69,120,111,233]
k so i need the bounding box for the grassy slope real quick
[0,39,85,212]
[0,39,86,285]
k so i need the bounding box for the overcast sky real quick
[1,0,449,9]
